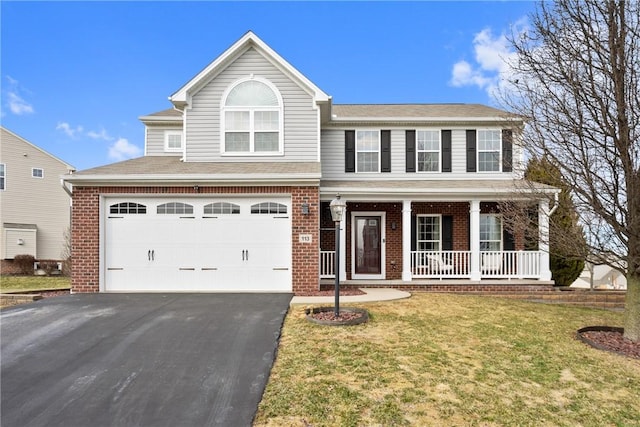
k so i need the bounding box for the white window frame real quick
[32,168,44,179]
[480,214,502,251]
[164,130,183,152]
[417,214,441,251]
[477,129,502,172]
[416,130,441,173]
[220,76,284,156]
[355,130,381,173]
[0,163,5,190]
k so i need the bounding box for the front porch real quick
[318,198,555,286]
[321,249,545,280]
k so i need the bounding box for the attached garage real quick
[104,197,292,292]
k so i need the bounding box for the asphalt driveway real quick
[1,293,292,427]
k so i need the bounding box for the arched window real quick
[222,77,283,154]
[251,202,287,215]
[157,202,194,215]
[204,202,240,215]
[110,202,147,214]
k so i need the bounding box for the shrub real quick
[38,260,60,276]
[13,254,35,275]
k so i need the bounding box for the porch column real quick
[538,199,552,281]
[339,206,347,282]
[469,200,481,280]
[402,200,412,281]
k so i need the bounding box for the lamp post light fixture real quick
[329,194,347,317]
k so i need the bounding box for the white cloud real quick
[87,128,113,141]
[108,138,141,161]
[450,20,526,99]
[5,76,34,115]
[56,122,84,138]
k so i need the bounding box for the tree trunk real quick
[624,273,640,341]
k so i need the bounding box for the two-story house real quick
[1,127,75,271]
[62,32,558,294]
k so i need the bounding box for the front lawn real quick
[255,293,639,426]
[0,275,71,293]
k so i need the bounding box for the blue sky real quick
[1,1,534,171]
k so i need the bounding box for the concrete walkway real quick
[291,288,411,305]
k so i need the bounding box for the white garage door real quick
[104,197,291,292]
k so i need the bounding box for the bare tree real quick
[499,0,640,341]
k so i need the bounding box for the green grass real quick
[255,293,640,427]
[0,275,71,293]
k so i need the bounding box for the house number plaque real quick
[298,234,312,243]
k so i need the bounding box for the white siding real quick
[321,127,522,181]
[185,47,319,162]
[0,128,73,260]
[145,125,184,156]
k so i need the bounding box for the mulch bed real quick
[578,327,640,359]
[309,310,365,322]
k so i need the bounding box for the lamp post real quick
[329,194,346,317]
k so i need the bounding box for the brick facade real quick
[70,185,320,294]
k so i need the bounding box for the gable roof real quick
[0,126,75,171]
[169,31,330,108]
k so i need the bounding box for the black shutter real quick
[503,227,515,251]
[411,215,417,252]
[502,129,513,172]
[441,130,452,173]
[442,216,453,251]
[345,130,355,173]
[405,130,416,173]
[381,130,391,172]
[466,130,477,172]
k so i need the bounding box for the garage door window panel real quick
[251,202,287,215]
[110,202,147,215]
[204,202,241,215]
[157,202,194,215]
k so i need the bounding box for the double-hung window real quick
[164,131,183,152]
[222,78,282,154]
[417,215,441,251]
[477,130,501,172]
[356,130,380,172]
[417,130,440,172]
[480,214,502,251]
[0,164,5,190]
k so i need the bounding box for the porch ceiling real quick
[320,179,558,201]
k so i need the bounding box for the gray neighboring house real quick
[0,127,75,267]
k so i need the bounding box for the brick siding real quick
[70,185,320,294]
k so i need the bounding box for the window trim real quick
[479,214,503,251]
[0,163,5,190]
[416,214,442,252]
[416,129,441,173]
[32,168,44,179]
[220,76,284,156]
[355,129,381,173]
[164,130,183,152]
[476,129,502,173]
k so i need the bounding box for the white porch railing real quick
[412,251,471,278]
[320,250,542,280]
[320,251,335,278]
[480,251,541,279]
